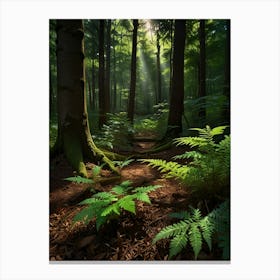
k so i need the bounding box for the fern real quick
[144,126,230,196]
[153,208,214,260]
[207,200,230,259]
[73,181,162,231]
[64,176,94,184]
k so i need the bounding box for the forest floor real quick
[49,139,221,261]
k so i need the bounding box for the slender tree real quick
[223,20,230,124]
[98,20,106,128]
[127,19,138,123]
[198,19,206,123]
[156,26,162,103]
[167,20,186,136]
[104,19,111,115]
[54,19,116,176]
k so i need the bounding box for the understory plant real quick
[143,125,230,196]
[153,200,230,260]
[93,112,134,151]
[70,180,162,231]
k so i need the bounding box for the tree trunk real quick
[49,66,53,114]
[156,29,162,103]
[169,20,174,102]
[104,19,111,116]
[198,19,206,123]
[167,20,186,136]
[223,20,230,124]
[55,19,117,176]
[127,19,138,123]
[113,38,117,112]
[91,59,96,110]
[98,20,106,128]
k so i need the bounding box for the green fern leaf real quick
[189,223,202,260]
[134,192,151,204]
[117,196,136,214]
[169,211,190,220]
[169,233,188,259]
[199,217,214,251]
[101,203,120,216]
[96,214,107,231]
[210,125,228,136]
[64,176,93,184]
[73,205,96,225]
[93,192,117,201]
[133,185,162,194]
[153,220,188,244]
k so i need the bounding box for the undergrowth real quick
[143,125,230,196]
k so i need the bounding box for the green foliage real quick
[113,159,134,169]
[143,126,230,195]
[73,180,162,231]
[93,112,134,151]
[134,102,169,138]
[153,208,214,259]
[207,199,230,259]
[64,176,94,184]
[154,200,229,260]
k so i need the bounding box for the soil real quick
[49,140,223,261]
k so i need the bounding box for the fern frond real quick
[189,223,202,260]
[93,192,117,201]
[133,185,162,194]
[134,192,151,204]
[73,205,96,225]
[210,125,228,136]
[117,195,136,214]
[64,176,94,184]
[169,211,190,220]
[199,216,214,251]
[173,137,208,148]
[169,233,188,259]
[153,220,188,244]
[173,151,202,160]
[101,203,120,216]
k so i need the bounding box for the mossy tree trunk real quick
[55,20,117,177]
[167,20,186,136]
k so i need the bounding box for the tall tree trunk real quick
[91,59,96,110]
[49,66,53,114]
[167,20,186,136]
[104,20,111,116]
[198,19,206,124]
[98,20,106,128]
[223,20,230,124]
[169,20,174,102]
[55,19,117,176]
[127,19,138,123]
[156,29,162,104]
[113,37,117,112]
[87,71,92,107]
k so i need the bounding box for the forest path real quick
[49,141,210,261]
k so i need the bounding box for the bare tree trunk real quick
[167,20,186,136]
[127,19,138,123]
[223,20,230,124]
[98,20,106,128]
[156,29,162,103]
[91,59,96,110]
[198,19,206,124]
[104,19,111,116]
[169,20,174,102]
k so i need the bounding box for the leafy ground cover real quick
[50,133,229,261]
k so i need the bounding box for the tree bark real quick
[104,19,111,116]
[169,20,174,102]
[198,19,206,123]
[223,20,230,124]
[127,19,138,123]
[98,20,106,128]
[91,59,96,110]
[55,20,117,176]
[156,29,162,103]
[167,20,186,136]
